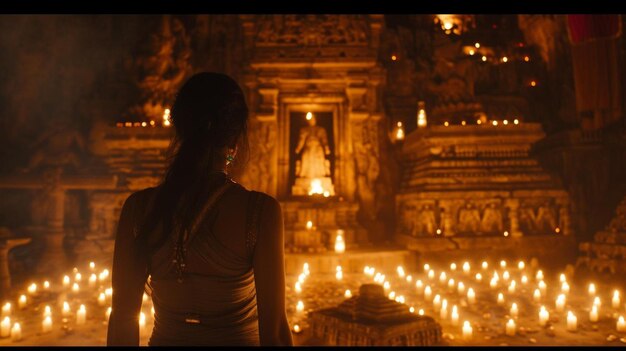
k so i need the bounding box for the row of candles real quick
[394,118,523,141]
[115,108,172,128]
[0,262,146,343]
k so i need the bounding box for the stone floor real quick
[1,257,626,346]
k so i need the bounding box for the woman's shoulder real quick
[124,186,159,208]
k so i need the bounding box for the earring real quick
[226,149,235,166]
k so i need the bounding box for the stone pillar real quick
[0,236,31,298]
[36,231,69,276]
[557,198,572,236]
[506,198,523,237]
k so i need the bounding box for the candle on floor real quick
[613,290,621,309]
[510,303,519,318]
[72,283,80,293]
[397,266,405,277]
[343,289,351,298]
[416,280,424,293]
[588,283,596,296]
[467,288,476,304]
[439,272,447,285]
[10,322,21,342]
[566,311,577,331]
[448,278,456,291]
[533,289,541,302]
[539,281,547,295]
[1,317,10,338]
[490,278,498,289]
[518,261,525,270]
[505,318,516,336]
[335,269,343,280]
[383,281,390,290]
[497,293,505,306]
[521,275,528,285]
[18,295,27,310]
[43,281,50,290]
[433,295,441,312]
[559,273,566,283]
[295,282,302,294]
[43,306,51,318]
[451,305,459,326]
[296,300,304,313]
[98,293,106,306]
[539,306,549,326]
[42,316,52,333]
[482,261,488,270]
[62,302,71,317]
[303,263,310,275]
[27,283,37,295]
[440,300,448,319]
[500,260,507,269]
[2,303,11,317]
[293,324,301,333]
[424,263,430,272]
[418,309,425,316]
[89,262,95,271]
[462,321,473,340]
[428,270,435,280]
[617,316,626,332]
[536,270,544,280]
[502,271,510,281]
[475,273,482,282]
[389,291,396,300]
[89,274,97,288]
[589,305,599,322]
[462,262,470,274]
[508,281,516,293]
[76,305,86,325]
[561,282,570,294]
[594,296,601,308]
[409,306,415,313]
[75,273,82,282]
[450,263,457,271]
[424,286,433,301]
[556,294,566,312]
[458,282,466,295]
[406,275,412,283]
[63,275,70,288]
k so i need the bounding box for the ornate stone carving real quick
[241,120,276,195]
[25,124,86,173]
[353,120,380,221]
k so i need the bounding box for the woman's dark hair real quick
[136,72,249,256]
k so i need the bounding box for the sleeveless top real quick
[132,180,266,346]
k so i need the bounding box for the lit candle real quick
[383,281,390,290]
[508,281,516,294]
[43,305,51,318]
[416,280,424,293]
[589,305,599,322]
[42,316,52,333]
[72,283,80,293]
[105,307,112,321]
[505,318,516,336]
[334,231,345,254]
[409,306,415,313]
[458,282,466,295]
[475,273,482,282]
[588,283,596,296]
[482,261,488,270]
[561,282,570,294]
[344,289,352,298]
[451,305,459,326]
[10,322,21,342]
[335,270,343,281]
[517,261,525,270]
[617,316,626,332]
[533,289,541,302]
[440,299,448,319]
[406,275,412,283]
[27,283,37,295]
[397,266,405,277]
[539,280,547,295]
[521,275,528,285]
[296,300,304,313]
[293,324,301,333]
[502,271,510,281]
[424,286,433,301]
[18,295,27,310]
[2,303,11,317]
[1,317,10,337]
[428,270,435,280]
[306,220,313,230]
[43,281,50,290]
[555,294,566,312]
[450,263,457,271]
[295,282,302,294]
[389,291,395,300]
[439,272,447,285]
[139,312,146,329]
[462,262,470,274]
[490,278,498,289]
[467,288,476,304]
[594,296,601,308]
[462,321,473,340]
[448,278,456,291]
[566,311,577,331]
[417,308,424,315]
[105,288,112,300]
[539,306,549,326]
[89,274,97,288]
[500,260,507,269]
[559,273,566,283]
[62,302,71,317]
[536,270,544,280]
[433,295,441,311]
[63,275,70,287]
[497,293,505,306]
[423,263,430,272]
[75,273,82,282]
[98,293,106,306]
[510,303,519,318]
[303,263,310,275]
[613,290,621,309]
[299,273,306,284]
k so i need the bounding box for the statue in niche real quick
[24,123,86,173]
[536,201,557,232]
[480,202,504,234]
[295,114,331,179]
[353,122,380,220]
[439,207,454,236]
[401,201,417,236]
[457,202,481,234]
[417,204,437,236]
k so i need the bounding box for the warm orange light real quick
[524,56,530,62]
[530,81,537,87]
[502,57,508,63]
[475,43,480,48]
[481,56,487,62]
[469,49,475,56]
[306,112,313,121]
[391,55,397,61]
[444,121,449,127]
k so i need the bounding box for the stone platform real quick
[284,247,417,275]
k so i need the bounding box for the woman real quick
[106,72,293,346]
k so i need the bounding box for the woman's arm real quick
[106,193,149,346]
[253,196,294,346]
